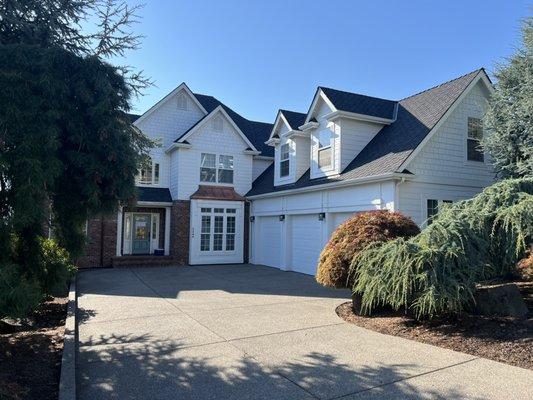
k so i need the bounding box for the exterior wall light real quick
[318,213,326,221]
[249,216,255,222]
[279,214,285,221]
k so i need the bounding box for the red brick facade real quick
[170,200,190,265]
[77,213,117,268]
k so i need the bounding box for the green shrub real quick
[0,238,76,319]
[315,210,420,288]
[39,238,77,297]
[352,178,533,320]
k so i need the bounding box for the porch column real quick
[164,206,171,255]
[116,206,123,256]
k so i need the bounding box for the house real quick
[78,68,495,275]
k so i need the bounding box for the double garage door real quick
[255,212,354,275]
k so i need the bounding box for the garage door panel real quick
[291,215,322,275]
[258,217,282,268]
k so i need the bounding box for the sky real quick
[114,0,530,122]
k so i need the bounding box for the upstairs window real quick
[137,158,160,185]
[280,143,290,177]
[318,129,332,168]
[213,116,223,132]
[200,153,234,184]
[467,117,484,162]
[177,93,188,110]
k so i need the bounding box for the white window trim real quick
[137,158,160,186]
[199,153,234,186]
[279,143,290,179]
[465,117,486,164]
[422,198,453,226]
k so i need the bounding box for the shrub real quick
[0,263,42,319]
[39,238,77,297]
[315,210,420,288]
[352,178,533,320]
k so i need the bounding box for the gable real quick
[184,109,252,151]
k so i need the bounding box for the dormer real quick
[266,110,308,186]
[302,87,398,179]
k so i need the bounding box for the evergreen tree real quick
[0,0,152,318]
[484,17,533,179]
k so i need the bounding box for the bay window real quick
[200,153,234,184]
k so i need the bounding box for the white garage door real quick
[330,212,355,236]
[257,216,282,268]
[291,214,323,275]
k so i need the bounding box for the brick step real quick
[112,255,177,268]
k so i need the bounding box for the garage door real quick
[257,216,282,268]
[291,214,323,275]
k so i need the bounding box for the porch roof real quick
[137,187,172,203]
[190,185,246,201]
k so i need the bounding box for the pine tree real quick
[483,17,533,179]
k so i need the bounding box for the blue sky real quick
[118,0,530,121]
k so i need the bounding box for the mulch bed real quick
[336,282,533,370]
[0,297,68,400]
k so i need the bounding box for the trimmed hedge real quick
[352,178,533,320]
[315,210,420,288]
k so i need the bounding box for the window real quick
[200,153,217,182]
[200,215,211,251]
[226,216,235,251]
[467,117,484,162]
[177,93,187,110]
[200,153,234,184]
[137,158,160,185]
[318,129,332,168]
[280,143,290,177]
[218,155,234,183]
[213,116,223,132]
[426,199,453,225]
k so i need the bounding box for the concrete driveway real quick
[76,265,532,400]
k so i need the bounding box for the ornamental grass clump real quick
[315,210,420,288]
[352,178,533,320]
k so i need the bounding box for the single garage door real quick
[331,212,355,236]
[257,216,282,268]
[291,214,323,275]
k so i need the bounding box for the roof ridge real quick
[194,92,271,125]
[318,86,396,103]
[400,68,483,102]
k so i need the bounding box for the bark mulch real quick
[336,282,533,370]
[0,297,68,400]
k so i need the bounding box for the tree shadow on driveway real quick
[77,333,482,400]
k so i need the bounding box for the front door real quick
[190,200,244,264]
[132,214,151,254]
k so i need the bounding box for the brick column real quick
[170,200,190,265]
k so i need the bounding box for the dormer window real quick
[467,117,484,162]
[213,116,223,132]
[318,129,332,168]
[177,93,188,110]
[280,143,290,177]
[137,158,160,185]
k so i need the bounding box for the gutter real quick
[247,172,412,200]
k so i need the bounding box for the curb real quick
[59,276,77,400]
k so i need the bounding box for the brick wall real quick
[77,213,117,268]
[170,200,190,265]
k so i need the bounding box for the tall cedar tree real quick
[483,17,533,179]
[0,0,152,317]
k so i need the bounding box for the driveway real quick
[76,265,532,399]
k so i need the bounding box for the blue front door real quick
[132,214,151,254]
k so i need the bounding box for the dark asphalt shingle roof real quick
[247,69,483,197]
[137,186,172,203]
[127,113,141,123]
[174,93,274,157]
[319,87,397,120]
[280,109,307,130]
